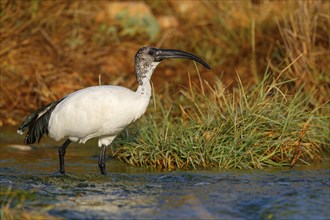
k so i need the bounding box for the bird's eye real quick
[148,50,154,56]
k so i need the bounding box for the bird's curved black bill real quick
[156,49,211,70]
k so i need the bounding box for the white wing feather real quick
[48,86,150,144]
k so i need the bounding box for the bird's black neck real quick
[135,62,159,97]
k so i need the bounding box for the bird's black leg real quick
[98,145,107,175]
[58,139,71,174]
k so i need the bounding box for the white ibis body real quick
[17,47,210,175]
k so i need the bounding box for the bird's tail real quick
[17,98,64,145]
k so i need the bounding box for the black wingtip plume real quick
[17,98,64,145]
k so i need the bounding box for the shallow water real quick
[1,127,329,219]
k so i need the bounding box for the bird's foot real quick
[98,162,106,175]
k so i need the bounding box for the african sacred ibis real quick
[17,46,210,175]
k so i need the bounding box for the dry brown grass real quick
[272,0,329,105]
[0,0,329,126]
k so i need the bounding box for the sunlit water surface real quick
[1,127,329,219]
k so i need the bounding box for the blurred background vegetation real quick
[1,0,328,126]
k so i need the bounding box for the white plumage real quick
[49,85,150,146]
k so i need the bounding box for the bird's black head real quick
[135,46,211,68]
[134,46,211,85]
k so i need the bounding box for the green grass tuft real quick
[115,74,329,170]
